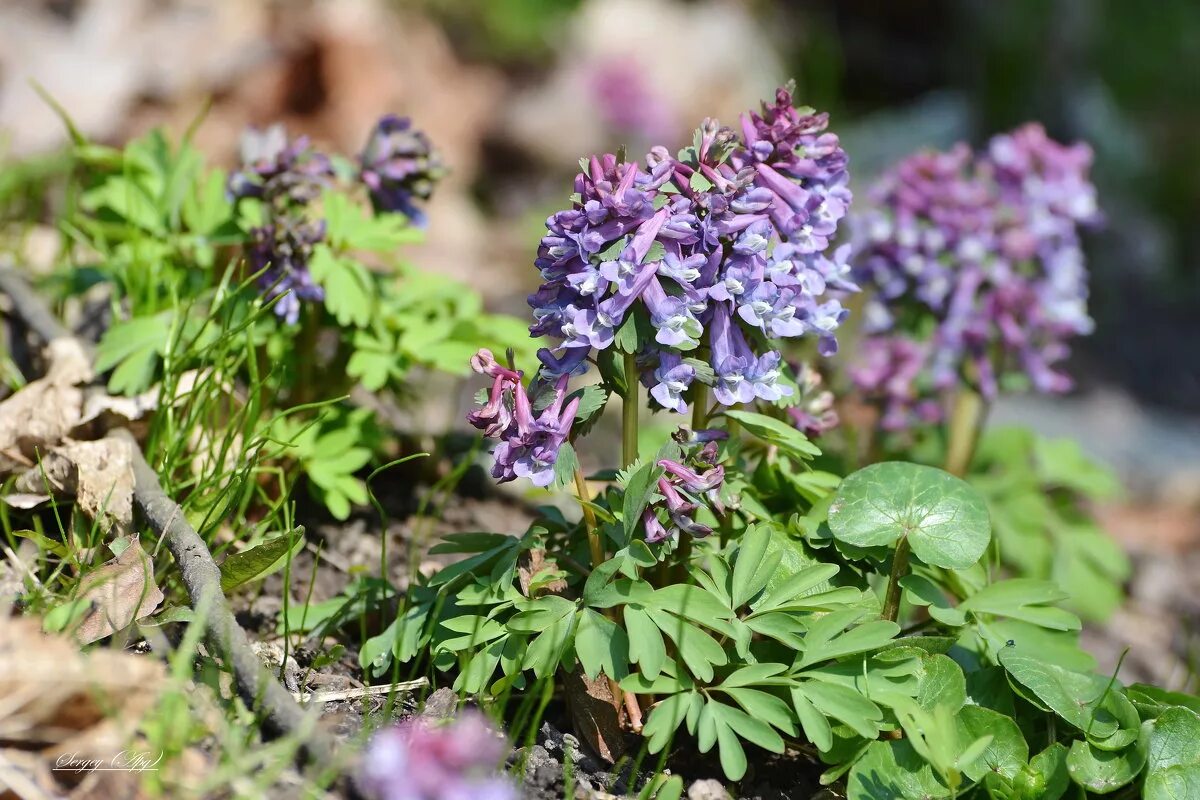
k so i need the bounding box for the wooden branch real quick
[114,428,334,763]
[0,265,334,765]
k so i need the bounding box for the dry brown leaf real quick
[12,437,135,536]
[70,537,164,645]
[0,615,163,799]
[0,338,93,474]
[562,667,626,763]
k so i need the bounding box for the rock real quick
[688,778,732,800]
[419,687,458,721]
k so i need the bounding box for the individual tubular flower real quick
[359,114,445,226]
[359,711,516,800]
[468,349,578,488]
[850,123,1101,425]
[641,444,725,543]
[529,85,856,416]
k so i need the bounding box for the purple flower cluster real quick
[229,117,441,324]
[467,349,579,487]
[229,126,335,324]
[360,114,444,226]
[531,86,856,413]
[359,711,516,800]
[643,442,726,543]
[851,123,1100,422]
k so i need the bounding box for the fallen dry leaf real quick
[12,437,135,536]
[0,338,93,474]
[70,537,164,645]
[0,615,163,799]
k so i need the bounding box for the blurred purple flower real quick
[786,363,839,438]
[850,123,1101,425]
[247,218,326,325]
[228,125,333,206]
[360,114,445,226]
[359,711,516,800]
[587,58,677,141]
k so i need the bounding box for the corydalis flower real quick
[531,85,855,415]
[468,349,578,488]
[227,125,334,206]
[359,711,516,800]
[360,115,444,226]
[229,125,335,324]
[247,218,326,325]
[851,123,1100,423]
[642,443,725,543]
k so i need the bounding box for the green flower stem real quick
[622,352,639,468]
[881,537,912,623]
[944,384,988,478]
[573,465,604,569]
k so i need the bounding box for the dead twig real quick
[293,678,428,705]
[0,264,334,766]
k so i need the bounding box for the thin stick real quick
[0,265,332,765]
[116,428,333,763]
[294,679,428,704]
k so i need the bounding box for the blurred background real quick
[1,0,1197,661]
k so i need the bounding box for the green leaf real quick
[795,679,884,740]
[308,245,373,327]
[847,739,952,800]
[574,609,629,680]
[797,609,900,668]
[95,313,172,395]
[721,687,796,736]
[651,615,727,682]
[219,528,304,592]
[624,606,667,680]
[723,409,821,460]
[752,562,841,615]
[551,441,580,491]
[1144,707,1200,800]
[899,574,967,626]
[956,705,1028,781]
[1028,743,1071,800]
[998,650,1119,738]
[1066,735,1146,795]
[790,687,833,751]
[960,578,1081,632]
[621,459,664,544]
[915,654,967,713]
[730,525,779,608]
[648,584,735,631]
[641,691,692,753]
[828,462,991,570]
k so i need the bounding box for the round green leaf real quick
[998,650,1120,738]
[846,739,952,800]
[1067,736,1147,794]
[957,705,1029,781]
[1144,707,1200,800]
[828,462,991,569]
